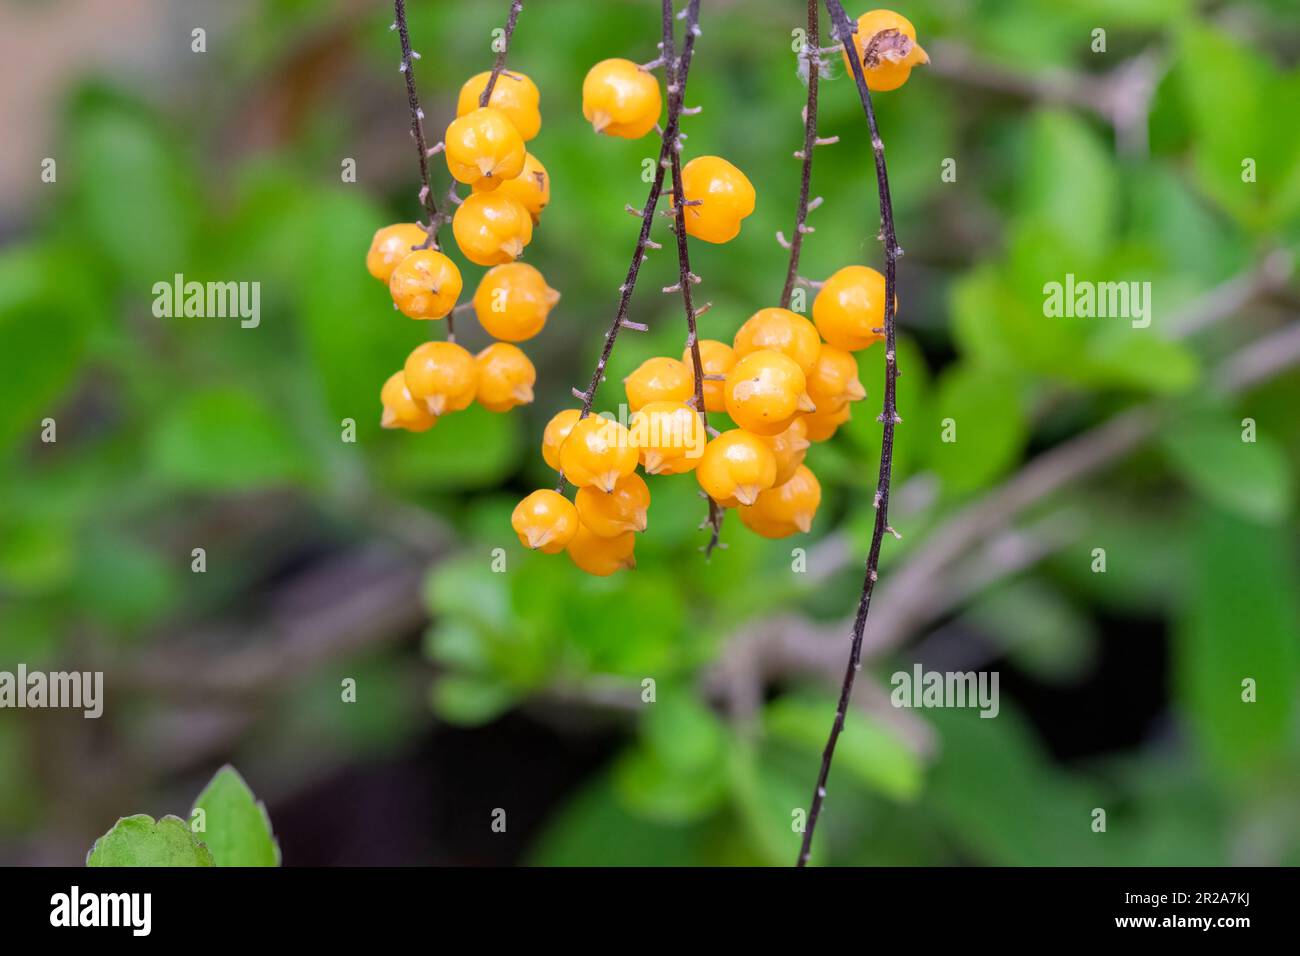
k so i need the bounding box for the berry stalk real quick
[392,0,443,248]
[780,0,821,309]
[479,0,524,107]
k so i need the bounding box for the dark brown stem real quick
[798,0,903,868]
[479,0,524,106]
[392,0,442,248]
[780,0,820,308]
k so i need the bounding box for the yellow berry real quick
[812,265,890,351]
[444,106,526,190]
[403,341,477,418]
[582,58,662,139]
[475,343,536,413]
[512,489,579,554]
[452,191,533,266]
[456,71,542,141]
[764,417,811,485]
[724,349,815,436]
[733,307,822,374]
[367,223,428,282]
[806,344,867,409]
[472,262,559,342]
[567,524,636,576]
[542,408,583,471]
[738,465,822,538]
[380,371,436,433]
[624,356,693,412]
[683,339,734,413]
[388,249,463,320]
[559,415,639,492]
[802,401,852,442]
[696,429,778,507]
[476,151,549,222]
[676,156,756,243]
[841,9,929,93]
[575,473,650,537]
[629,400,707,475]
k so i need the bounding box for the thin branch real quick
[780,0,821,308]
[479,0,524,107]
[393,0,443,247]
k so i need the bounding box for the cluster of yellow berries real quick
[368,69,562,432]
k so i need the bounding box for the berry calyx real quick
[388,249,463,320]
[456,71,542,141]
[541,408,583,471]
[380,371,436,433]
[582,58,662,139]
[476,151,550,222]
[733,307,822,375]
[801,401,852,442]
[812,265,890,351]
[696,429,778,507]
[738,464,822,538]
[367,223,429,283]
[559,415,639,492]
[566,524,637,576]
[685,339,735,413]
[403,341,478,417]
[624,356,694,412]
[842,10,929,93]
[444,106,526,190]
[676,155,756,244]
[723,349,815,436]
[452,191,533,266]
[805,344,867,410]
[575,473,651,537]
[512,489,579,554]
[475,342,536,413]
[629,400,707,475]
[472,262,560,342]
[764,417,811,485]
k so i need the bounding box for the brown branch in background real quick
[479,0,524,107]
[780,0,821,308]
[392,0,443,248]
[798,0,904,868]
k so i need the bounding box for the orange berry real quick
[676,156,755,243]
[575,473,650,537]
[841,9,929,93]
[472,262,559,342]
[403,341,477,418]
[367,223,428,282]
[380,371,436,433]
[512,489,579,554]
[764,417,811,485]
[802,401,852,442]
[805,345,867,410]
[624,356,693,412]
[444,106,526,190]
[452,191,533,266]
[542,408,583,471]
[723,349,815,436]
[738,465,822,538]
[567,524,636,576]
[812,265,890,351]
[388,249,463,320]
[696,429,778,507]
[475,343,536,413]
[476,151,549,222]
[582,58,662,139]
[733,307,822,374]
[456,71,542,141]
[629,400,707,475]
[559,415,639,492]
[684,339,734,413]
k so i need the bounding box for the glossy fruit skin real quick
[696,429,778,507]
[472,262,559,342]
[582,58,662,139]
[444,106,526,190]
[841,9,929,92]
[733,307,822,374]
[388,249,463,320]
[512,489,579,554]
[457,71,542,141]
[542,408,583,471]
[475,342,536,412]
[452,192,533,266]
[738,464,822,538]
[575,473,650,537]
[403,341,478,417]
[567,524,636,576]
[367,223,428,282]
[380,371,436,432]
[685,339,734,413]
[764,417,811,485]
[559,415,639,492]
[629,400,707,475]
[802,401,852,441]
[476,151,549,221]
[723,349,815,436]
[677,156,756,243]
[624,356,693,412]
[805,344,867,410]
[813,265,890,351]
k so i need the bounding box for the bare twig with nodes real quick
[392,0,443,249]
[779,0,822,308]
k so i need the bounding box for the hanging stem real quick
[392,0,443,248]
[479,0,524,106]
[780,0,821,308]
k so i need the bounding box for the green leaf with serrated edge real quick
[189,766,280,867]
[86,814,215,867]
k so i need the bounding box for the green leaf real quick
[190,766,280,867]
[1161,415,1293,523]
[1019,111,1117,261]
[86,814,215,867]
[922,363,1027,495]
[642,688,726,774]
[381,403,522,492]
[612,743,728,824]
[963,580,1097,684]
[430,674,517,727]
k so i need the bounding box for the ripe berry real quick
[559,415,639,492]
[624,356,693,412]
[684,339,734,413]
[812,265,889,351]
[456,71,542,141]
[802,401,852,442]
[476,151,549,222]
[475,342,536,413]
[582,58,662,139]
[733,307,822,375]
[542,408,583,471]
[764,417,811,485]
[367,223,428,282]
[723,349,815,436]
[473,262,560,342]
[738,464,822,538]
[452,191,533,266]
[629,400,707,475]
[842,10,929,93]
[388,249,463,320]
[512,489,579,554]
[380,371,436,433]
[575,473,650,537]
[444,106,526,190]
[567,524,636,576]
[696,429,778,507]
[806,344,867,410]
[676,156,755,243]
[403,341,477,417]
